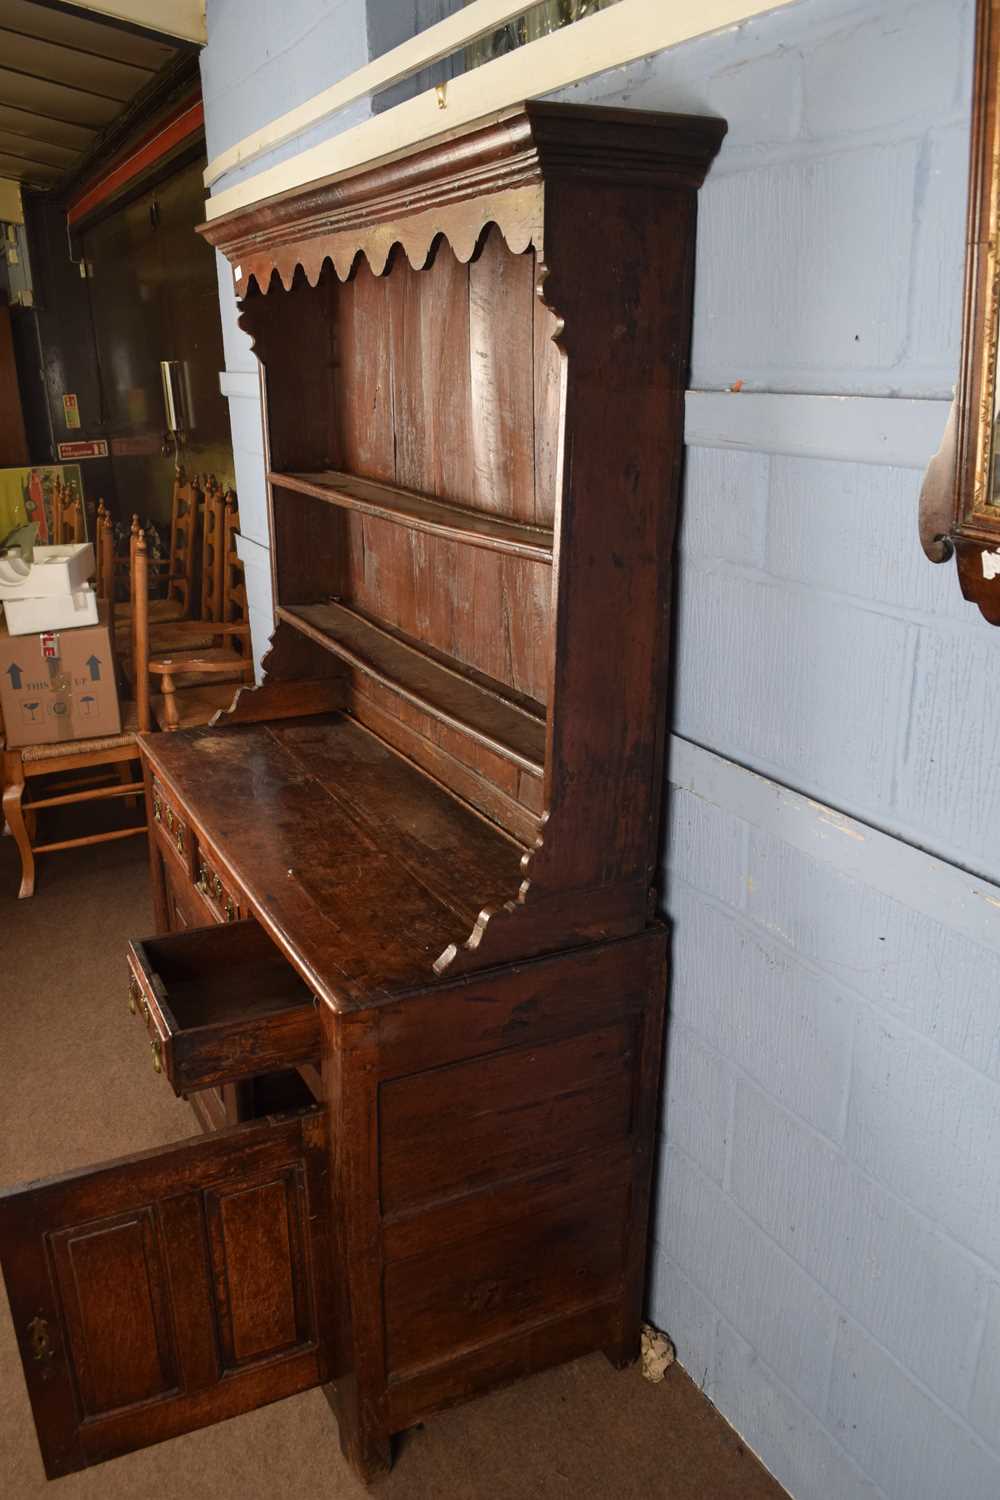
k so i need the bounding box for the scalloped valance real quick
[199,101,724,299]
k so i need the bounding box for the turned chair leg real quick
[2,753,36,899]
[116,759,141,809]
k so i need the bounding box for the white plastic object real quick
[0,543,95,600]
[3,585,100,636]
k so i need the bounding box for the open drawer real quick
[126,920,321,1094]
[0,1103,334,1478]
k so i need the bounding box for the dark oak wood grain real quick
[271,469,554,561]
[127,921,321,1093]
[279,601,546,775]
[0,1111,331,1478]
[141,715,526,1008]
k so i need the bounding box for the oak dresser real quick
[0,102,725,1486]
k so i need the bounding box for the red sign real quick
[57,440,109,461]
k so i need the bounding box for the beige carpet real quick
[0,814,789,1500]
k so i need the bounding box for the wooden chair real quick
[95,501,115,604]
[111,471,200,631]
[222,492,249,626]
[165,470,199,616]
[132,529,253,732]
[1,680,145,900]
[199,480,225,623]
[51,478,84,545]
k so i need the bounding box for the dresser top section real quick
[141,716,524,1011]
[199,101,727,297]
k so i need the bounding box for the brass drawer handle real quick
[151,1036,163,1074]
[165,806,174,833]
[175,824,185,856]
[196,860,210,895]
[224,896,236,922]
[152,792,162,824]
[128,971,140,1015]
[213,873,224,901]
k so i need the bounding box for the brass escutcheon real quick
[128,971,140,1015]
[151,1036,162,1074]
[152,793,162,823]
[196,861,210,895]
[224,896,236,922]
[27,1315,51,1362]
[175,824,185,855]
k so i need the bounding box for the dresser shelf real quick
[277,600,547,776]
[270,470,554,564]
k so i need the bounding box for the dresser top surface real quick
[141,715,523,1011]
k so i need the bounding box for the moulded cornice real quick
[199,102,726,298]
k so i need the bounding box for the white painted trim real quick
[205,0,796,220]
[205,0,545,189]
[219,373,946,467]
[668,736,1000,949]
[234,531,270,565]
[684,392,951,469]
[219,369,260,401]
[76,0,205,44]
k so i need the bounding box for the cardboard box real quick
[0,543,94,599]
[3,585,99,636]
[0,607,121,748]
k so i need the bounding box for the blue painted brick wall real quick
[201,3,1000,1495]
[551,3,1000,1494]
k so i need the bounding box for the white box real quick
[3,586,100,636]
[0,543,95,600]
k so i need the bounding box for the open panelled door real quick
[0,1109,333,1478]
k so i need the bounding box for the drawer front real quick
[126,962,169,1081]
[151,774,245,932]
[150,778,190,871]
[193,845,241,925]
[163,857,205,933]
[126,920,321,1095]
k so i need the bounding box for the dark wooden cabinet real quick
[0,102,724,1485]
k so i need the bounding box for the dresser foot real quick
[602,1330,641,1371]
[326,1382,392,1486]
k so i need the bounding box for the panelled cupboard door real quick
[0,1110,333,1478]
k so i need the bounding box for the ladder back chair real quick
[111,472,200,635]
[199,479,225,623]
[50,478,84,545]
[131,530,253,733]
